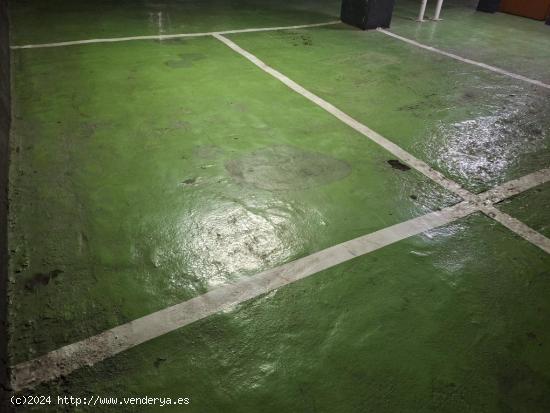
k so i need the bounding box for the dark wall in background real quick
[0,0,11,410]
[477,0,501,12]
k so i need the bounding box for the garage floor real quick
[7,0,550,411]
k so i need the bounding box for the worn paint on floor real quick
[6,0,550,411]
[497,181,550,239]
[391,0,550,84]
[9,37,459,363]
[17,215,550,412]
[9,0,341,45]
[228,24,550,193]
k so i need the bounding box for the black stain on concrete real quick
[24,270,64,291]
[388,159,411,171]
[182,177,197,185]
[277,31,314,47]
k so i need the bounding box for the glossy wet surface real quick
[9,37,459,363]
[229,24,550,193]
[7,0,550,411]
[391,0,550,84]
[21,215,550,412]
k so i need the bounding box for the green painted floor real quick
[498,181,550,239]
[9,37,459,362]
[7,0,550,411]
[229,24,550,193]
[391,0,550,84]
[8,0,341,45]
[25,215,550,412]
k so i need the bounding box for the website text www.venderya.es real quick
[11,395,191,408]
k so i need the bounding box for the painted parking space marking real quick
[478,168,550,204]
[377,28,550,90]
[480,205,550,254]
[10,21,341,49]
[11,201,478,391]
[214,34,550,253]
[213,33,474,202]
[9,25,550,393]
[12,17,550,96]
[11,164,550,391]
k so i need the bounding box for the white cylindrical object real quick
[434,0,444,20]
[417,0,428,22]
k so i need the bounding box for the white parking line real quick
[478,168,550,204]
[11,201,478,391]
[213,33,474,202]
[11,164,550,391]
[10,27,550,393]
[480,205,550,254]
[10,21,341,49]
[377,28,550,90]
[213,33,550,254]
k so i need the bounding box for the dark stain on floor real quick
[276,31,313,47]
[497,360,550,412]
[226,145,351,190]
[25,269,64,291]
[165,53,205,68]
[388,159,411,171]
[154,357,167,368]
[182,177,196,185]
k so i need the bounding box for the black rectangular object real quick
[341,0,396,30]
[477,0,501,13]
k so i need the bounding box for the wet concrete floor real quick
[6,0,550,411]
